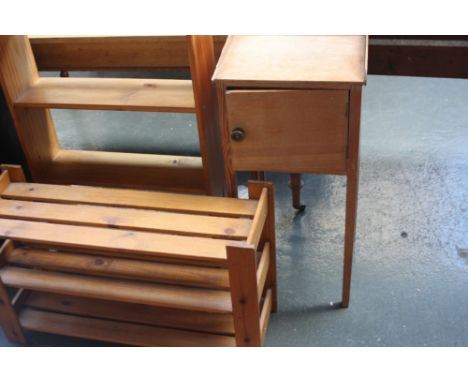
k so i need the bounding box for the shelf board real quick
[24,292,235,336]
[15,77,196,113]
[1,158,256,216]
[1,267,233,313]
[47,149,206,193]
[19,308,235,346]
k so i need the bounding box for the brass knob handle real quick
[231,128,245,142]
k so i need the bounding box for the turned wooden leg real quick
[289,173,305,212]
[341,85,362,308]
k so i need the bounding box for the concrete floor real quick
[1,75,467,346]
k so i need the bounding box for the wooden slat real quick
[0,219,229,263]
[19,308,235,346]
[29,36,192,70]
[29,35,227,71]
[15,77,196,113]
[256,243,270,301]
[48,149,205,194]
[0,267,232,313]
[1,181,257,217]
[25,292,234,335]
[259,289,273,345]
[6,247,230,289]
[246,188,268,248]
[0,199,251,240]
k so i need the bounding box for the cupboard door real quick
[225,89,349,174]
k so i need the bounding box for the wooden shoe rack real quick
[0,165,276,346]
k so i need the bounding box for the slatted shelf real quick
[0,267,232,313]
[0,218,231,263]
[1,178,257,218]
[14,77,196,113]
[6,247,230,288]
[0,198,251,239]
[19,308,235,347]
[24,292,235,335]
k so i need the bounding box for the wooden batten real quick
[0,266,232,313]
[256,243,270,301]
[25,292,235,335]
[29,36,227,71]
[6,247,230,289]
[0,199,251,240]
[19,308,235,347]
[15,77,196,113]
[0,218,231,264]
[1,181,257,217]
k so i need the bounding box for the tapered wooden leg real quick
[341,85,362,308]
[227,244,261,346]
[289,173,305,212]
[0,241,27,344]
[342,173,358,308]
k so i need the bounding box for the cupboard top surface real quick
[213,35,367,85]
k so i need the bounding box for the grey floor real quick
[1,75,467,346]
